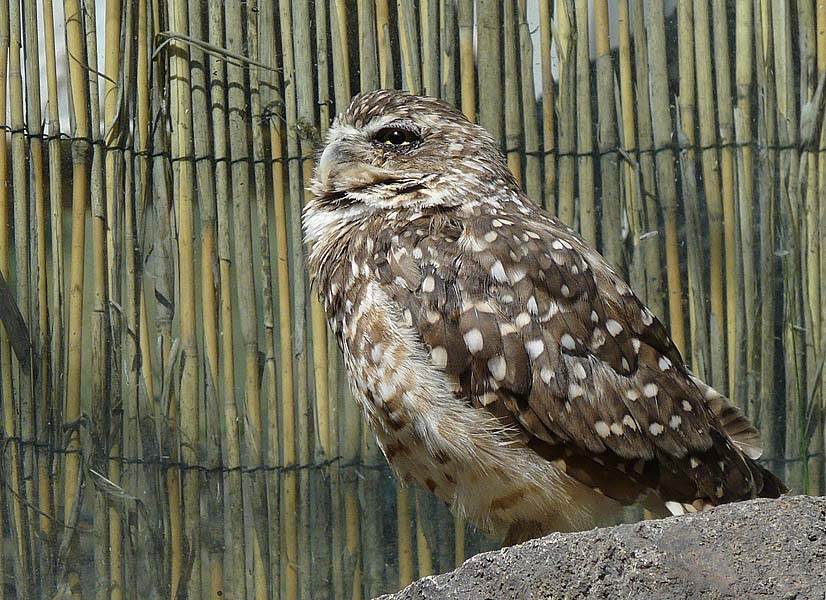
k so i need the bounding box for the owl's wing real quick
[382,208,784,508]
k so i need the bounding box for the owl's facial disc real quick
[312,115,432,206]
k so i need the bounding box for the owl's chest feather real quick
[322,275,610,536]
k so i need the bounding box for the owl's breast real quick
[331,278,620,537]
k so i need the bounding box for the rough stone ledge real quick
[379,495,826,600]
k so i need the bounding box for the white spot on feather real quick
[488,356,507,381]
[463,328,484,353]
[594,421,610,438]
[525,339,545,359]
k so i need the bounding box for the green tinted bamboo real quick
[772,0,804,490]
[207,1,247,596]
[277,0,301,596]
[440,0,456,105]
[0,2,31,595]
[630,0,664,320]
[593,0,621,269]
[249,2,279,596]
[391,0,417,582]
[735,0,758,417]
[711,0,738,399]
[397,0,421,93]
[647,0,685,354]
[574,0,595,242]
[41,0,65,482]
[292,3,315,597]
[421,0,439,95]
[225,0,269,596]
[62,0,91,594]
[360,0,380,91]
[397,486,414,587]
[82,0,114,595]
[415,491,433,577]
[8,3,37,584]
[503,0,522,181]
[102,1,125,595]
[556,0,576,225]
[311,2,333,596]
[377,0,394,88]
[477,0,502,141]
[694,0,726,391]
[817,0,826,494]
[170,0,203,593]
[676,0,710,378]
[332,0,351,102]
[21,0,53,589]
[538,0,556,212]
[799,0,822,494]
[617,1,641,292]
[329,9,362,599]
[458,0,475,120]
[517,0,540,201]
[187,0,223,595]
[754,0,779,472]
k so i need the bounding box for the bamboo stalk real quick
[799,0,823,495]
[694,0,727,391]
[0,5,10,596]
[517,0,540,201]
[593,0,622,270]
[677,0,710,378]
[458,0,475,120]
[224,0,270,596]
[0,1,33,595]
[735,0,758,418]
[538,0,556,212]
[187,0,223,596]
[816,0,826,495]
[504,0,522,182]
[61,0,92,594]
[556,0,576,226]
[630,0,664,321]
[440,0,456,105]
[771,0,804,490]
[21,0,54,590]
[754,0,780,473]
[415,490,434,577]
[647,0,685,355]
[617,1,641,293]
[377,0,394,88]
[421,0,439,96]
[41,0,66,510]
[101,0,126,596]
[477,0,502,141]
[573,0,594,242]
[291,3,316,598]
[397,0,421,94]
[710,0,738,400]
[328,10,362,598]
[311,1,333,596]
[206,2,247,597]
[8,4,38,594]
[248,0,280,595]
[277,0,303,596]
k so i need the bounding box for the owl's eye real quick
[374,126,421,149]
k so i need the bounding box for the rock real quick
[378,495,826,600]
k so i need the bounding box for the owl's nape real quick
[305,90,786,546]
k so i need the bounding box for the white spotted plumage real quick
[305,90,786,546]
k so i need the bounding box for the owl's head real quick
[308,90,516,215]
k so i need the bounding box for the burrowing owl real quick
[304,90,786,545]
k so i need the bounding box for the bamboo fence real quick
[0,1,825,598]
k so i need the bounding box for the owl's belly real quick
[337,282,619,537]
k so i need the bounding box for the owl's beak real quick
[316,139,342,185]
